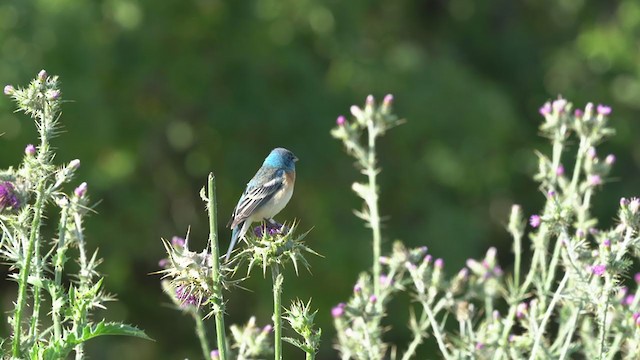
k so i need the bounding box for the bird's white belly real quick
[249,184,294,221]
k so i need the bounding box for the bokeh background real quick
[1,0,640,359]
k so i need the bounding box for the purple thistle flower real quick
[210,350,220,359]
[366,95,374,106]
[74,182,88,198]
[475,342,484,350]
[25,144,36,156]
[424,254,432,264]
[587,147,597,159]
[158,258,169,268]
[574,109,583,118]
[529,215,541,228]
[383,94,394,107]
[605,154,616,165]
[69,159,80,169]
[623,295,635,306]
[0,182,20,211]
[353,284,362,294]
[633,312,640,324]
[171,236,185,247]
[516,302,528,318]
[48,90,61,101]
[556,165,565,176]
[621,197,629,207]
[590,264,606,276]
[254,225,265,237]
[552,98,567,112]
[547,189,556,197]
[634,272,640,284]
[3,85,15,95]
[588,175,602,186]
[434,258,444,269]
[268,227,279,236]
[602,239,611,247]
[331,303,346,318]
[336,115,346,126]
[597,104,612,116]
[262,324,273,333]
[37,69,48,81]
[380,274,393,287]
[175,285,198,307]
[539,102,551,116]
[369,295,377,303]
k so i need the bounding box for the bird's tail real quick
[225,222,244,261]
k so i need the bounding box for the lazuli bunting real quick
[226,148,298,261]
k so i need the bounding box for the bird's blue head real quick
[263,147,298,171]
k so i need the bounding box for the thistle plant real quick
[0,71,149,359]
[331,95,640,359]
[159,173,320,360]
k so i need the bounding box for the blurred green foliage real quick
[1,0,640,358]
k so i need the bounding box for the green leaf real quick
[79,321,153,342]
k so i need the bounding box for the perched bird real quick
[226,148,298,261]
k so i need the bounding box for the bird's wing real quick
[228,169,285,228]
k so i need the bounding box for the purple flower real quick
[556,165,565,176]
[74,182,88,198]
[529,215,541,228]
[262,324,273,333]
[597,104,612,116]
[588,175,602,186]
[353,284,362,294]
[366,95,374,106]
[3,85,15,95]
[210,350,220,359]
[158,258,169,268]
[331,303,346,318]
[634,272,640,284]
[602,239,611,248]
[574,109,583,118]
[623,295,635,306]
[38,69,48,81]
[336,115,346,126]
[552,98,567,112]
[547,189,556,197]
[457,268,469,280]
[175,285,198,307]
[633,312,640,325]
[69,159,80,169]
[590,264,606,276]
[475,342,484,350]
[369,295,377,303]
[0,182,20,211]
[621,197,629,207]
[48,90,61,101]
[383,94,394,107]
[424,254,432,264]
[171,236,185,247]
[380,274,392,287]
[539,102,552,116]
[605,154,616,165]
[516,302,528,318]
[434,258,444,269]
[25,144,36,156]
[587,147,597,159]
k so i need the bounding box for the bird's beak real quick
[293,156,299,162]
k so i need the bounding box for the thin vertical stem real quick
[529,271,569,360]
[52,204,70,341]
[193,310,212,359]
[207,173,228,360]
[12,179,46,357]
[366,121,381,298]
[271,265,283,360]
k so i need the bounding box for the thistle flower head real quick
[229,317,273,358]
[74,182,88,198]
[529,214,541,228]
[3,85,15,95]
[0,181,20,212]
[25,144,36,156]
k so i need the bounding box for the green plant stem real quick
[598,275,612,360]
[271,265,283,360]
[52,204,70,341]
[12,178,46,357]
[29,227,43,339]
[366,121,381,298]
[193,309,212,359]
[558,305,581,360]
[513,226,523,288]
[207,173,228,360]
[421,299,453,360]
[529,271,569,360]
